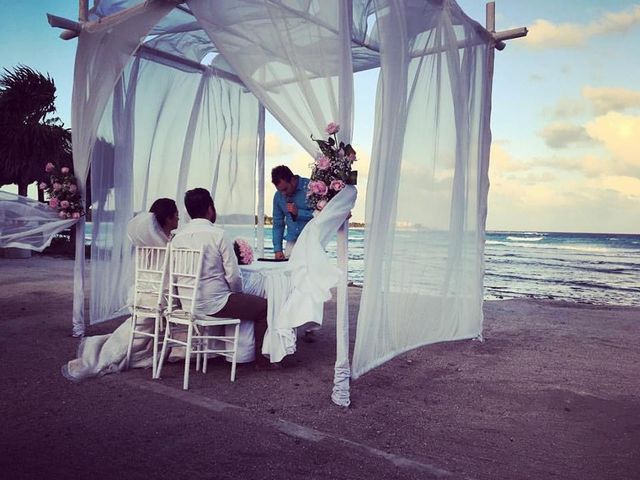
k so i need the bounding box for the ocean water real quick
[87,225,640,307]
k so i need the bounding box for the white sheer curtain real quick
[352,0,491,378]
[188,0,354,153]
[89,56,259,324]
[0,191,76,251]
[70,1,176,335]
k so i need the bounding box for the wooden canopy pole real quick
[79,0,89,22]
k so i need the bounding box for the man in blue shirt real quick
[271,165,313,259]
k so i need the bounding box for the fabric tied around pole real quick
[276,185,357,328]
[332,365,351,407]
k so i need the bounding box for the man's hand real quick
[286,202,298,217]
[275,251,285,260]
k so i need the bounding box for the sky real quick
[1,1,639,233]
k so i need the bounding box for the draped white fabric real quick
[0,0,496,397]
[69,1,177,335]
[0,190,76,251]
[352,0,491,378]
[89,56,259,323]
[187,0,354,154]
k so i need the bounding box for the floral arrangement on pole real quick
[39,162,85,219]
[233,238,254,265]
[306,122,357,212]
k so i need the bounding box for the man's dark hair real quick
[149,198,177,228]
[184,188,216,221]
[271,165,294,185]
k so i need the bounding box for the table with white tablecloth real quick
[241,261,320,363]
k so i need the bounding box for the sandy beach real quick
[1,254,639,479]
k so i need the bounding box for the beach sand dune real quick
[1,255,639,479]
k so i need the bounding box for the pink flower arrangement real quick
[330,179,345,191]
[325,122,340,135]
[233,238,254,265]
[41,163,84,219]
[306,122,357,211]
[309,180,328,196]
[316,155,330,170]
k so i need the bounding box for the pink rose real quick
[60,200,70,209]
[330,179,345,191]
[316,156,330,170]
[72,212,81,219]
[309,180,328,196]
[316,199,327,210]
[58,210,67,219]
[45,162,55,172]
[39,182,47,190]
[52,182,62,192]
[69,184,78,193]
[61,167,70,174]
[49,198,59,208]
[325,122,340,135]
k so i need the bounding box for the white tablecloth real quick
[241,261,305,363]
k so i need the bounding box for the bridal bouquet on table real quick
[39,162,84,219]
[233,238,254,265]
[306,122,357,212]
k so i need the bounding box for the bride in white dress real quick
[62,199,178,381]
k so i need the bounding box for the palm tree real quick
[0,65,72,197]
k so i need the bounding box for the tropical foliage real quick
[0,65,72,196]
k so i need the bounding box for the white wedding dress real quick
[62,212,170,381]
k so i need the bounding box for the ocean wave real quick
[506,235,544,242]
[487,240,613,254]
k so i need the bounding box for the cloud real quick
[265,133,296,157]
[523,5,640,49]
[538,122,594,149]
[584,111,640,174]
[585,175,640,200]
[490,142,529,173]
[545,97,587,119]
[582,86,640,114]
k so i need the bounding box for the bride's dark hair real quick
[149,198,177,228]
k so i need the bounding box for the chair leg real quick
[183,323,193,390]
[125,315,137,371]
[230,323,240,382]
[151,313,161,379]
[195,335,201,372]
[155,321,171,380]
[203,327,209,375]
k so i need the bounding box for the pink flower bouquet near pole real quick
[306,122,357,212]
[41,163,85,219]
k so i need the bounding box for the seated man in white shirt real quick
[172,188,271,368]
